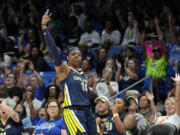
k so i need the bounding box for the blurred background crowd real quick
[0,0,180,134]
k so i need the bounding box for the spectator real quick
[18,32,32,60]
[69,3,87,30]
[43,84,61,105]
[0,72,23,100]
[154,74,180,129]
[78,41,96,68]
[21,85,42,118]
[79,20,100,49]
[102,98,136,134]
[0,51,12,69]
[116,45,140,71]
[81,59,94,79]
[168,14,180,64]
[93,67,119,98]
[34,99,67,135]
[141,32,169,103]
[125,96,149,131]
[8,86,23,104]
[105,58,116,80]
[13,61,30,89]
[138,92,156,121]
[15,104,32,128]
[28,60,45,101]
[2,73,17,95]
[96,47,107,76]
[68,26,82,47]
[25,27,40,48]
[101,19,121,47]
[0,100,23,135]
[95,96,112,134]
[30,46,51,72]
[122,19,139,46]
[32,107,46,126]
[115,57,143,92]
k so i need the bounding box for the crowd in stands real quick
[0,0,180,134]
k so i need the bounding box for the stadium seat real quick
[39,71,56,86]
[111,48,121,55]
[146,123,179,135]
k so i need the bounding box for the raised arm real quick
[140,32,147,60]
[154,17,163,40]
[158,34,169,60]
[115,59,123,82]
[168,14,175,42]
[124,57,138,80]
[28,60,44,87]
[145,92,156,112]
[0,100,20,123]
[111,105,136,134]
[172,74,180,115]
[41,9,69,81]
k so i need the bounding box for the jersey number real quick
[81,82,88,92]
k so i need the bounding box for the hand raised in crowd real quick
[27,91,32,100]
[22,93,27,100]
[93,73,100,83]
[18,29,25,40]
[145,91,154,101]
[4,66,11,75]
[158,33,164,42]
[154,17,159,25]
[172,73,180,83]
[115,10,121,17]
[133,20,138,28]
[27,60,35,71]
[124,57,129,68]
[168,88,175,97]
[168,14,173,23]
[16,60,26,74]
[116,59,122,69]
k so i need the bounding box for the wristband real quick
[113,113,119,118]
[41,24,47,26]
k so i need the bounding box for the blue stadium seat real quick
[111,48,121,55]
[135,46,142,54]
[89,49,97,59]
[39,71,56,86]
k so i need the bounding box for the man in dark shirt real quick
[95,96,112,134]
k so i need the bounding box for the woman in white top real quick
[156,74,180,129]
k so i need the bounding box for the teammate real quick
[41,9,98,135]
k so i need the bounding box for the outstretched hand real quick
[116,59,121,69]
[41,9,52,29]
[145,91,154,101]
[172,74,180,83]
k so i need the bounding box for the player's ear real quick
[66,55,70,62]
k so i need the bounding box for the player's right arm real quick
[41,9,69,81]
